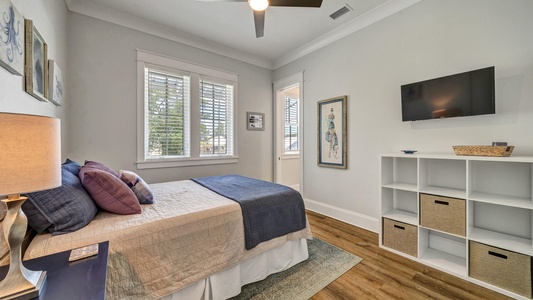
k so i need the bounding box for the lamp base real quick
[0,196,47,300]
[0,270,46,300]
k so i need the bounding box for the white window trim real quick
[136,49,239,169]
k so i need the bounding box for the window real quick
[284,95,299,154]
[200,78,234,156]
[146,69,190,158]
[137,50,238,169]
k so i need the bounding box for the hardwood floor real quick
[306,210,512,300]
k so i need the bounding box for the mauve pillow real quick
[79,167,141,214]
[22,168,98,234]
[83,160,119,177]
[119,170,154,204]
[62,158,81,176]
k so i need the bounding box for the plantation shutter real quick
[284,96,299,153]
[145,68,190,158]
[200,78,234,156]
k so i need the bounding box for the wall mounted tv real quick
[401,66,495,121]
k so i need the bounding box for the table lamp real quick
[0,113,61,299]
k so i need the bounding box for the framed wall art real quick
[48,60,63,106]
[247,112,265,131]
[317,95,347,169]
[0,0,25,76]
[24,19,47,101]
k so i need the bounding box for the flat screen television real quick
[401,66,495,121]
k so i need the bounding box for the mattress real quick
[24,180,312,299]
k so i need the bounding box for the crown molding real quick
[65,0,420,70]
[65,0,273,69]
[272,0,422,70]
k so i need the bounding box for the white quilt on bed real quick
[24,180,313,299]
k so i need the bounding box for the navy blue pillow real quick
[22,167,98,235]
[62,158,81,176]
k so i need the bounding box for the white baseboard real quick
[304,198,379,233]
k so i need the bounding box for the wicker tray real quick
[453,145,514,157]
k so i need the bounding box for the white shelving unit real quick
[379,153,533,299]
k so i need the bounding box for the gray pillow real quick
[22,167,98,235]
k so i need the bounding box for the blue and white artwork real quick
[24,19,47,102]
[0,0,24,76]
[48,60,63,106]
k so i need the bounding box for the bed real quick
[24,178,313,300]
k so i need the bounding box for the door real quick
[273,72,303,191]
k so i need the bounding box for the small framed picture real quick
[48,60,63,106]
[247,112,265,131]
[24,19,48,101]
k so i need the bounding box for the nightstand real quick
[0,241,109,300]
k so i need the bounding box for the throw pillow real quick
[83,160,119,177]
[79,167,141,214]
[119,170,155,204]
[22,168,98,234]
[62,158,81,176]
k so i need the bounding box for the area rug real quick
[230,238,363,300]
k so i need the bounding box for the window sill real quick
[136,156,239,169]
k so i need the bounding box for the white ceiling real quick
[65,0,420,69]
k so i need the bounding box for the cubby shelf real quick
[379,153,533,300]
[420,186,466,199]
[381,182,417,192]
[382,209,417,226]
[469,192,533,209]
[469,227,533,257]
[419,248,467,277]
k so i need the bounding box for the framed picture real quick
[0,0,25,76]
[247,112,265,131]
[317,96,347,169]
[24,19,47,101]
[48,60,63,106]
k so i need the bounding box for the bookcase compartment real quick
[419,158,466,198]
[381,156,417,191]
[419,228,467,276]
[470,241,533,298]
[382,218,418,257]
[469,200,533,255]
[382,188,418,225]
[469,161,533,209]
[420,193,466,236]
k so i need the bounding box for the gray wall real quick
[67,13,273,183]
[0,0,69,153]
[273,0,533,231]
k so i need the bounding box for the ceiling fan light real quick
[249,0,268,11]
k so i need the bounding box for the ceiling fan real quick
[197,0,323,38]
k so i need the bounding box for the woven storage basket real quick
[453,145,514,157]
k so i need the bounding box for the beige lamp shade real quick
[0,113,61,196]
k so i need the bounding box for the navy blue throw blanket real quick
[191,174,307,250]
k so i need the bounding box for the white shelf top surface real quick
[469,227,533,256]
[382,153,533,163]
[420,186,466,199]
[469,192,533,209]
[419,248,467,276]
[383,210,418,226]
[382,182,417,192]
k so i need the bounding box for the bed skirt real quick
[163,238,309,300]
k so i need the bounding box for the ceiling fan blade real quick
[196,0,246,2]
[269,0,322,7]
[253,10,265,38]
